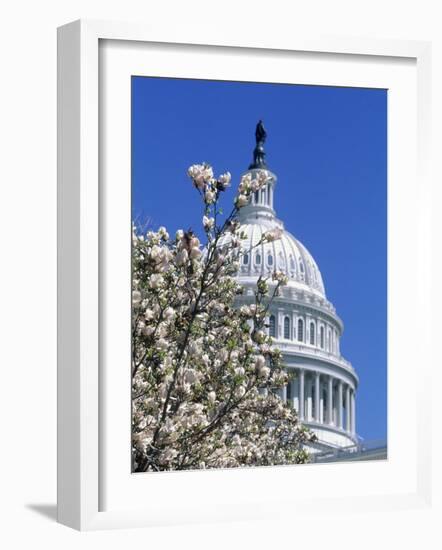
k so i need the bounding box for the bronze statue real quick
[249,120,268,169]
[255,119,267,145]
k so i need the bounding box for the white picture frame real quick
[57,19,433,531]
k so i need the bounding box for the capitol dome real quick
[237,220,326,297]
[229,142,360,454]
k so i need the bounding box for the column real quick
[337,380,343,429]
[277,309,284,339]
[327,375,333,425]
[351,389,356,434]
[299,370,305,420]
[306,377,313,420]
[281,384,287,403]
[314,372,320,423]
[345,385,351,432]
[292,377,299,413]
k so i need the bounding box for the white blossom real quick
[149,273,164,289]
[132,290,142,305]
[236,194,249,207]
[205,190,216,204]
[208,391,216,404]
[175,249,188,266]
[263,227,283,242]
[163,307,176,321]
[203,216,215,230]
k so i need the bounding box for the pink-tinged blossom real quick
[263,227,283,242]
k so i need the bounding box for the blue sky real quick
[132,76,387,443]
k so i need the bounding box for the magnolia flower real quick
[263,227,283,242]
[149,273,164,289]
[188,341,201,357]
[143,325,155,337]
[132,290,142,305]
[200,165,214,182]
[184,369,199,384]
[163,307,176,321]
[205,190,216,204]
[186,235,200,249]
[272,270,288,285]
[234,386,246,399]
[240,173,252,188]
[190,247,202,259]
[236,194,249,207]
[203,216,215,230]
[253,330,267,344]
[176,229,184,241]
[217,172,231,190]
[188,163,213,190]
[258,365,270,378]
[157,323,168,338]
[175,249,188,266]
[159,448,178,463]
[208,391,216,404]
[144,308,154,321]
[149,244,163,262]
[158,226,169,240]
[257,169,270,183]
[232,434,241,446]
[157,338,168,351]
[250,178,261,192]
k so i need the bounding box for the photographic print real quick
[131,77,387,473]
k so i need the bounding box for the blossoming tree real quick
[132,164,316,472]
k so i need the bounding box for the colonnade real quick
[282,369,356,435]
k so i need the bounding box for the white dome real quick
[236,221,326,297]
[221,167,326,297]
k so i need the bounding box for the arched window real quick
[320,326,325,349]
[309,322,315,345]
[312,266,317,282]
[297,319,304,342]
[284,316,290,339]
[327,329,331,351]
[243,253,249,265]
[261,188,266,204]
[267,253,273,266]
[299,260,305,280]
[255,252,261,265]
[287,382,292,401]
[269,315,276,337]
[254,191,259,204]
[290,255,296,271]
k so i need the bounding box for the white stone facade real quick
[231,168,359,452]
